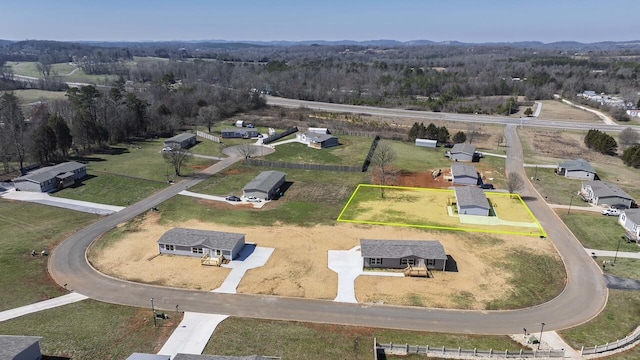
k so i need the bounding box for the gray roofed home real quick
[556,159,597,180]
[157,228,245,260]
[296,131,339,149]
[619,209,640,242]
[243,170,286,200]
[173,354,272,360]
[450,163,479,185]
[581,181,634,208]
[360,239,447,271]
[447,143,477,162]
[0,335,42,360]
[455,186,490,216]
[164,133,197,149]
[12,161,87,192]
[126,353,171,360]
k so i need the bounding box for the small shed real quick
[308,127,329,134]
[164,133,196,149]
[0,335,42,360]
[243,170,286,200]
[235,120,245,127]
[360,239,447,271]
[455,186,490,216]
[157,228,245,261]
[451,163,479,185]
[415,139,437,148]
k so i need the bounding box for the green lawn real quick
[0,201,97,310]
[266,135,373,166]
[9,61,42,77]
[205,317,525,359]
[0,300,182,359]
[388,141,451,172]
[598,257,640,281]
[558,212,640,252]
[526,168,588,206]
[10,61,119,84]
[165,164,369,226]
[560,290,640,352]
[2,89,68,104]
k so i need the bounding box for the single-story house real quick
[295,132,339,149]
[157,228,245,260]
[446,143,479,162]
[556,159,597,180]
[626,109,640,118]
[619,209,640,243]
[581,181,635,208]
[451,163,479,185]
[12,161,86,192]
[126,354,171,360]
[173,354,271,360]
[0,335,42,360]
[455,186,490,216]
[164,133,196,149]
[221,128,259,139]
[243,170,286,200]
[360,239,447,271]
[415,138,437,148]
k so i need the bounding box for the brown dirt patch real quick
[91,213,557,309]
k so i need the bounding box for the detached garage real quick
[243,170,286,200]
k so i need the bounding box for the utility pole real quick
[537,322,546,350]
[151,298,156,327]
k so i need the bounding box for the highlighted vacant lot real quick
[338,184,546,237]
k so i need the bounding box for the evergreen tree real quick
[452,131,467,144]
[622,145,640,168]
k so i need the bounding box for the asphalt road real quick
[266,96,639,132]
[48,118,608,335]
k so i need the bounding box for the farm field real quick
[1,89,68,104]
[9,61,118,84]
[338,185,545,237]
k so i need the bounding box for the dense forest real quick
[1,39,640,173]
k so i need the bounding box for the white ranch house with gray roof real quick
[580,181,634,208]
[295,132,339,149]
[556,159,597,180]
[446,143,478,162]
[619,209,640,243]
[157,228,245,260]
[12,161,86,192]
[360,239,447,271]
[455,186,490,216]
[451,163,479,185]
[243,170,286,200]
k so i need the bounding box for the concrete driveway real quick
[1,189,124,215]
[213,244,274,294]
[179,190,267,209]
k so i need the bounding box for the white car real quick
[245,196,262,202]
[161,146,173,152]
[601,208,620,216]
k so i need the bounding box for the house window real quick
[427,259,435,266]
[369,258,382,265]
[164,244,175,251]
[401,258,415,266]
[213,249,222,256]
[192,247,203,254]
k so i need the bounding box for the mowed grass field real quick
[2,89,68,104]
[266,135,373,166]
[558,211,640,252]
[9,61,118,84]
[338,185,544,236]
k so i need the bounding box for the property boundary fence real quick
[580,326,640,356]
[262,127,298,144]
[361,135,380,172]
[332,129,379,138]
[244,159,361,172]
[196,130,221,143]
[374,339,564,359]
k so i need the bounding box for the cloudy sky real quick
[2,0,637,43]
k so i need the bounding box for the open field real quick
[558,211,640,252]
[266,135,373,166]
[536,100,601,122]
[338,185,545,237]
[9,61,118,84]
[0,300,182,359]
[0,201,97,311]
[560,290,640,355]
[525,168,588,206]
[1,89,68,104]
[205,317,525,359]
[90,197,563,310]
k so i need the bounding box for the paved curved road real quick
[49,123,607,336]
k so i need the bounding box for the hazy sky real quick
[1,0,638,43]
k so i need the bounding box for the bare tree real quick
[506,172,524,196]
[619,127,639,150]
[163,145,190,176]
[197,105,219,133]
[372,141,396,198]
[237,143,257,160]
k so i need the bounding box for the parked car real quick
[245,196,261,202]
[601,208,620,216]
[479,183,495,190]
[161,146,173,152]
[225,195,241,202]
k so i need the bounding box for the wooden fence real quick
[374,339,564,359]
[196,130,220,143]
[244,159,361,172]
[262,126,298,144]
[580,326,640,356]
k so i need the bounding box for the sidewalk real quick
[0,293,88,322]
[1,189,124,215]
[511,331,580,359]
[584,248,640,260]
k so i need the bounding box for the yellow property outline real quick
[337,184,547,237]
